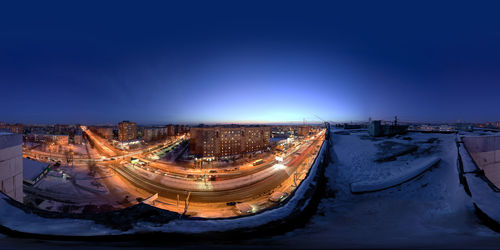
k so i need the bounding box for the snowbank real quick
[459,143,477,172]
[350,156,440,193]
[0,193,121,236]
[459,140,500,226]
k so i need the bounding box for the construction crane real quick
[312,114,331,141]
[313,114,326,126]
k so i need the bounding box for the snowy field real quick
[2,130,500,249]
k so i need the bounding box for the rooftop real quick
[0,133,22,150]
[23,158,50,182]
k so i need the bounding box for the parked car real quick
[234,203,253,214]
[269,192,289,202]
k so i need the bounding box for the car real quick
[269,192,289,202]
[234,203,253,214]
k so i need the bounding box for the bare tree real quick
[64,149,74,166]
[87,160,97,177]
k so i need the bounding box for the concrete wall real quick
[463,136,500,166]
[463,136,500,188]
[0,133,23,203]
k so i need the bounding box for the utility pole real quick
[293,171,298,187]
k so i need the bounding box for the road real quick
[110,131,324,203]
[25,126,325,217]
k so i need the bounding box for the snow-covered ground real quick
[351,156,440,193]
[3,130,500,248]
[254,130,500,249]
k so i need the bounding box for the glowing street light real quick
[273,163,286,170]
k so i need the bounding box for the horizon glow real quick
[2,2,500,124]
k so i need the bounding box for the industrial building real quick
[456,123,474,132]
[0,133,23,203]
[368,120,409,137]
[190,125,271,158]
[118,121,137,142]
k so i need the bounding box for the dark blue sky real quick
[1,1,500,124]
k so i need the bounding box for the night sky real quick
[1,1,500,124]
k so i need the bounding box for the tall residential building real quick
[190,125,271,158]
[89,126,114,140]
[167,125,175,136]
[73,134,83,144]
[118,121,137,142]
[166,124,189,137]
[143,127,167,142]
[0,133,23,202]
[297,125,311,137]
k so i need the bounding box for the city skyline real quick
[4,2,500,249]
[3,1,500,124]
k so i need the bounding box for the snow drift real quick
[350,156,440,193]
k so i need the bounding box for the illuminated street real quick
[20,124,326,217]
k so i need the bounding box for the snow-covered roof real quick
[23,158,49,181]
